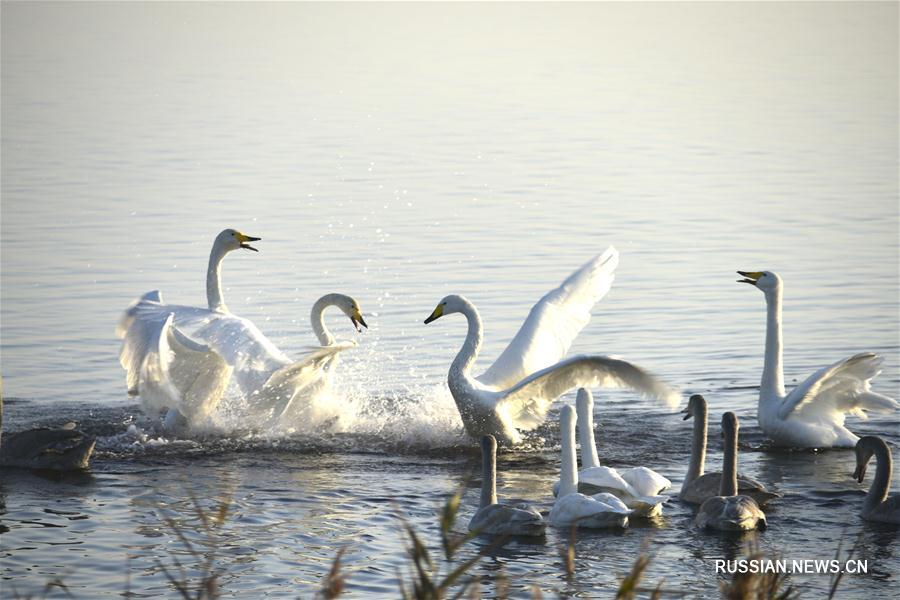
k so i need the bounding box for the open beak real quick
[853,463,866,483]
[424,304,444,324]
[237,233,262,252]
[737,270,762,285]
[681,407,692,421]
[350,312,368,333]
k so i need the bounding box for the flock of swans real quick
[104,228,900,528]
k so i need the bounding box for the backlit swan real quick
[117,228,261,424]
[0,387,95,471]
[468,435,546,537]
[738,270,897,448]
[549,405,632,529]
[423,249,680,445]
[680,394,780,506]
[853,436,900,525]
[552,389,669,517]
[196,293,367,426]
[695,412,767,531]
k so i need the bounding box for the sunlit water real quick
[2,3,898,598]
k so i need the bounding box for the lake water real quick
[1,3,898,598]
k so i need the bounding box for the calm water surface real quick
[2,3,898,598]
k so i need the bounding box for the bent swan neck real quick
[206,242,230,312]
[576,390,601,469]
[311,294,341,346]
[450,300,483,379]
[683,403,708,491]
[866,441,892,512]
[761,287,785,399]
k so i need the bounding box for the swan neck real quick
[720,425,738,497]
[559,415,579,498]
[761,288,785,398]
[310,295,339,346]
[206,242,229,312]
[576,392,600,469]
[866,441,892,510]
[481,444,497,508]
[683,404,708,491]
[450,301,483,378]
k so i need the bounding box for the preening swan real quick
[549,405,632,529]
[853,436,900,525]
[0,390,95,471]
[117,228,260,424]
[680,394,780,506]
[695,412,766,531]
[552,389,669,517]
[468,435,546,537]
[423,249,680,445]
[738,270,898,448]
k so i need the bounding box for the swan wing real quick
[620,467,672,496]
[126,312,232,421]
[778,353,898,420]
[477,248,619,390]
[192,314,295,397]
[496,354,680,430]
[262,343,356,393]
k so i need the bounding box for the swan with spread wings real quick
[117,229,366,428]
[737,270,897,447]
[423,248,680,445]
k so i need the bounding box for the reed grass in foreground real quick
[14,490,848,599]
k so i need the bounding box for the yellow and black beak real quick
[350,310,368,333]
[737,270,763,285]
[424,303,444,324]
[237,232,262,252]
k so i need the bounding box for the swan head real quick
[335,294,368,332]
[215,228,262,253]
[853,436,883,483]
[682,394,707,420]
[737,270,781,293]
[721,411,739,438]
[423,294,468,324]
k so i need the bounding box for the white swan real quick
[468,435,546,537]
[738,270,898,448]
[196,293,367,426]
[695,412,767,531]
[680,394,780,506]
[422,249,680,445]
[551,389,669,517]
[853,436,900,525]
[117,228,261,424]
[549,405,632,529]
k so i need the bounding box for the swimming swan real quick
[680,394,780,506]
[468,435,546,537]
[738,270,898,448]
[552,389,669,517]
[549,405,632,529]
[695,412,767,531]
[423,249,680,445]
[196,293,367,426]
[117,228,260,424]
[0,390,95,471]
[853,436,900,525]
